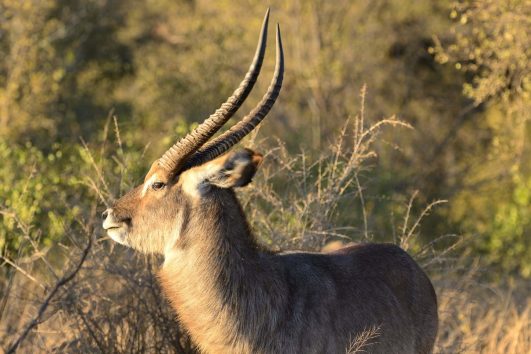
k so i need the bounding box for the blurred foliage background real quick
[0,0,529,277]
[0,0,530,352]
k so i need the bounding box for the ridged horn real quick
[157,9,271,175]
[183,24,284,170]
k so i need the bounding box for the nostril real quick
[102,209,110,220]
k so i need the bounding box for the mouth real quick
[106,226,129,245]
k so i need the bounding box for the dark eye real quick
[151,182,166,191]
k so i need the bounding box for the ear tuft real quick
[210,149,262,188]
[251,151,263,167]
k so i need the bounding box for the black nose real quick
[102,209,109,220]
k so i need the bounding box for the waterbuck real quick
[102,10,438,354]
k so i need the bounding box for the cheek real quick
[136,201,173,231]
[128,197,182,251]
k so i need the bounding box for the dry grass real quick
[434,263,530,354]
[1,93,529,353]
[346,325,381,353]
[0,220,195,353]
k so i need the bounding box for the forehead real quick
[114,183,143,207]
[144,162,168,183]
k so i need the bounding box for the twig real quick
[401,191,419,241]
[0,256,45,290]
[354,173,369,240]
[6,235,93,354]
[113,115,124,158]
[80,138,112,204]
[346,325,381,353]
[402,199,448,249]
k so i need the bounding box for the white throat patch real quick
[180,164,219,199]
[163,209,184,257]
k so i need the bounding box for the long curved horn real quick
[182,24,284,170]
[157,9,271,174]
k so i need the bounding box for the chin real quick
[107,228,129,246]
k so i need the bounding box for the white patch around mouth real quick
[106,226,129,245]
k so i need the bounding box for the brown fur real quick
[103,149,438,353]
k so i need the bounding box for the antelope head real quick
[102,11,284,254]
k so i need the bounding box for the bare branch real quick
[6,235,93,354]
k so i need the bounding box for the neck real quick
[159,190,287,353]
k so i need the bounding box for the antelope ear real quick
[208,149,263,188]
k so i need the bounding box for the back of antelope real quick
[102,10,438,354]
